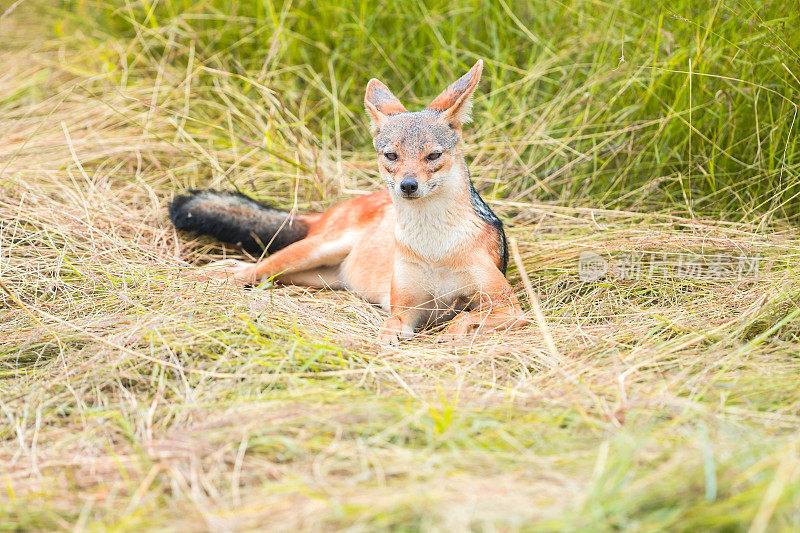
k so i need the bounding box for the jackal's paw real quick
[377,331,400,345]
[435,317,479,343]
[377,318,410,345]
[192,260,256,287]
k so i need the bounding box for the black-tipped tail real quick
[169,190,308,255]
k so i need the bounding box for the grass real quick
[1,0,800,530]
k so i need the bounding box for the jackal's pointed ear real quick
[427,59,483,129]
[364,79,407,133]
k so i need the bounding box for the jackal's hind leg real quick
[198,235,352,288]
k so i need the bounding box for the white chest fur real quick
[393,191,479,263]
[410,260,474,300]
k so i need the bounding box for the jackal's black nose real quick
[399,178,418,195]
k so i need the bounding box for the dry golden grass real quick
[2,4,800,531]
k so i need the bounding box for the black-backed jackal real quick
[170,60,525,343]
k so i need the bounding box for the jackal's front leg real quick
[377,284,428,345]
[438,268,526,342]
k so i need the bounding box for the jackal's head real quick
[364,60,482,201]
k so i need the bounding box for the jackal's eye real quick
[384,152,398,161]
[426,152,442,161]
